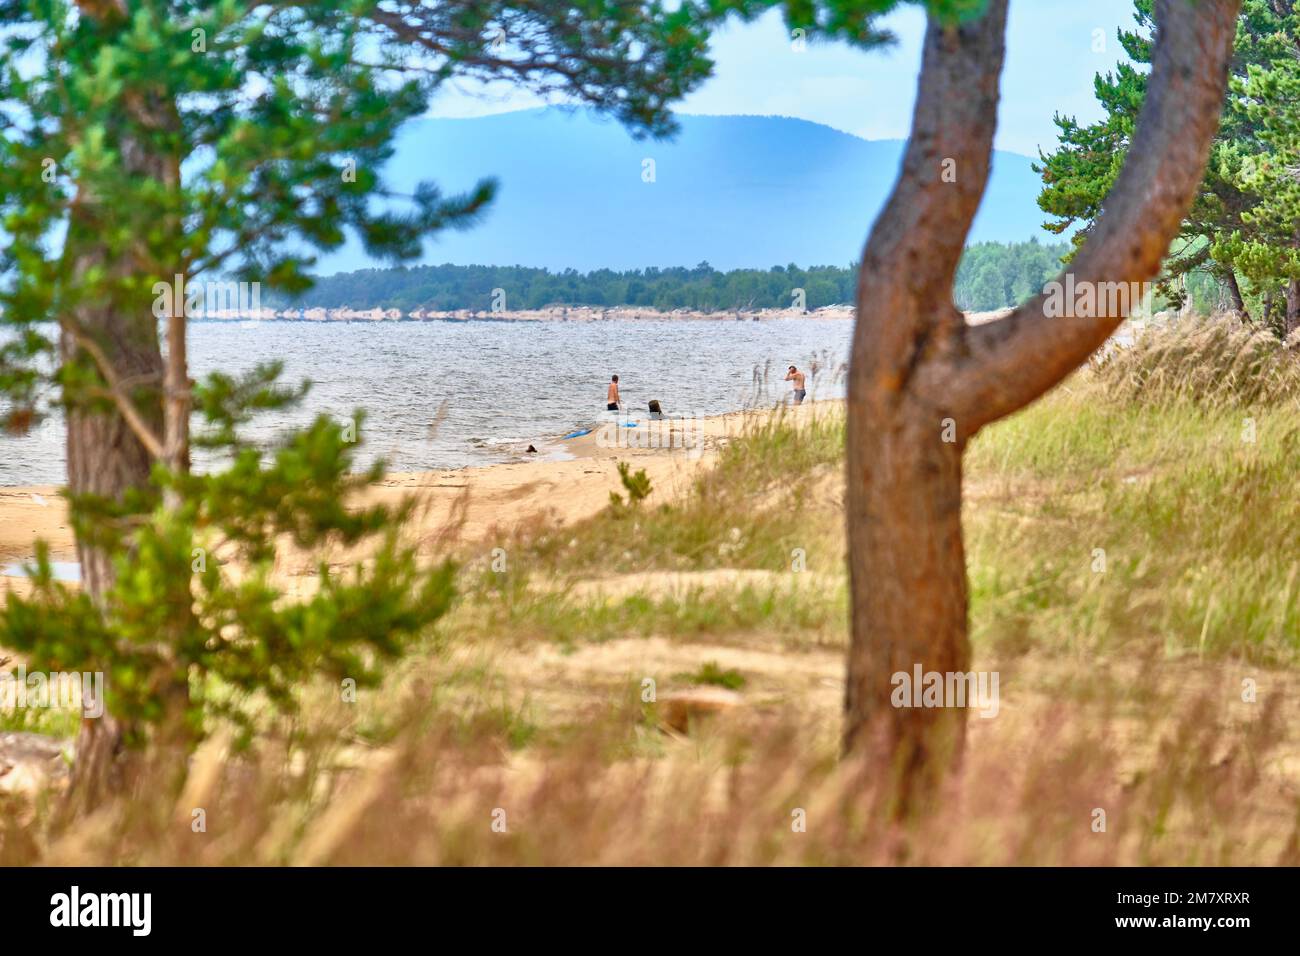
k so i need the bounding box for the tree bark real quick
[1285,278,1300,337]
[1225,268,1248,319]
[61,171,167,808]
[845,0,1007,807]
[61,5,186,803]
[845,0,1240,808]
[163,308,192,482]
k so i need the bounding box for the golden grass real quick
[3,317,1299,865]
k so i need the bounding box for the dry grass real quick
[1093,314,1300,407]
[3,317,1299,865]
[8,663,1297,866]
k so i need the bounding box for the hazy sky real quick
[428,2,1140,158]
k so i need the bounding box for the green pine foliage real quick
[1213,2,1300,333]
[0,0,745,769]
[0,375,457,746]
[1036,0,1300,331]
[610,460,653,508]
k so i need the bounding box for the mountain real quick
[311,108,1052,275]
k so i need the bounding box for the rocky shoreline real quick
[195,304,857,322]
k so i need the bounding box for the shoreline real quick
[156,307,1027,323]
[187,306,856,323]
[0,401,842,589]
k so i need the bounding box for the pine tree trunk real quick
[845,388,969,804]
[61,315,163,600]
[60,263,164,806]
[58,21,184,801]
[1285,278,1300,337]
[1225,269,1248,319]
[842,0,1240,812]
[841,3,1007,813]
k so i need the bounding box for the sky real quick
[426,1,1141,159]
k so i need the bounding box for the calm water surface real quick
[1,319,852,486]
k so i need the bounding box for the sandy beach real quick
[0,401,839,594]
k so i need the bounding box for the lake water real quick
[0,319,852,486]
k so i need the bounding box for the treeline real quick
[954,239,1235,314]
[953,239,1071,312]
[272,262,858,312]
[275,240,1084,313]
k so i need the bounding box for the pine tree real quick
[1035,0,1300,330]
[843,0,1238,810]
[0,0,726,804]
[1214,1,1300,336]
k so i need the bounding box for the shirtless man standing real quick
[785,366,806,405]
[607,374,621,411]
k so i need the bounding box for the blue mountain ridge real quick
[312,107,1051,275]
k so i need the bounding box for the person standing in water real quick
[785,365,806,405]
[607,374,621,411]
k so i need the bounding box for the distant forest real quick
[271,240,1094,313]
[953,239,1072,311]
